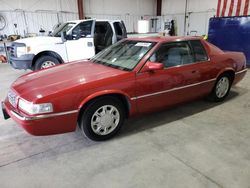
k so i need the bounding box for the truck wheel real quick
[34,55,60,70]
[79,96,125,141]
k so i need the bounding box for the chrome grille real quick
[7,42,25,58]
[8,90,17,107]
[7,44,16,58]
[8,46,16,57]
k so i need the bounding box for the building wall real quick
[0,0,78,36]
[0,0,219,36]
[84,0,155,15]
[0,0,156,36]
[83,0,156,32]
[162,0,218,36]
[83,0,218,35]
[0,0,77,12]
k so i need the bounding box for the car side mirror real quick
[61,31,67,42]
[140,61,164,73]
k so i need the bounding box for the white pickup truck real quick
[8,19,127,70]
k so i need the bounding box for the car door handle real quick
[191,70,197,73]
[87,42,93,47]
[55,42,64,44]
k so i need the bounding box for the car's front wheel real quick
[79,97,125,141]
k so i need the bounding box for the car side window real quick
[189,40,208,62]
[72,21,93,39]
[149,42,194,68]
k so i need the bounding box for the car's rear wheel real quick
[209,74,232,102]
[79,97,125,141]
[34,55,60,70]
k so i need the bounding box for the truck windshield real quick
[91,40,155,71]
[51,22,76,37]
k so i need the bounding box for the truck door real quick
[94,21,114,53]
[113,21,127,42]
[65,20,95,62]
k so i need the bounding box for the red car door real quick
[183,40,217,97]
[135,41,208,114]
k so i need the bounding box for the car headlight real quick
[18,98,53,115]
[16,46,31,57]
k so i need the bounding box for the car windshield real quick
[51,22,76,37]
[91,40,155,71]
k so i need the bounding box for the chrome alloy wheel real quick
[91,105,120,136]
[215,77,230,98]
[41,61,56,69]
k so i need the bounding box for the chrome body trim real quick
[10,110,78,121]
[131,78,216,100]
[235,69,247,75]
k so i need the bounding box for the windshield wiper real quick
[104,63,118,68]
[119,67,130,71]
[105,63,130,71]
[92,60,105,65]
[92,59,130,71]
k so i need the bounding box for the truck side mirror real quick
[61,31,67,42]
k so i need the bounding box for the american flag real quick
[217,0,250,17]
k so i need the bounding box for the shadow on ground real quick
[0,87,248,168]
[118,89,247,138]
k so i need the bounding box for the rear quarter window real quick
[190,40,208,62]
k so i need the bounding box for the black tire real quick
[34,55,60,70]
[80,96,125,141]
[208,74,232,102]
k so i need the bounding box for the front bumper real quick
[1,102,10,120]
[9,54,35,70]
[2,99,78,136]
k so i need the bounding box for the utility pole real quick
[184,0,188,36]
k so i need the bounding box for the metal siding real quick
[0,11,78,35]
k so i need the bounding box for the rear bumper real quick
[9,54,35,70]
[2,99,78,136]
[233,69,248,85]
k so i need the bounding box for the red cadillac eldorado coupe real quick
[1,36,247,141]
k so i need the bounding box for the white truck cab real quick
[8,19,127,70]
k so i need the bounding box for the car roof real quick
[127,36,204,43]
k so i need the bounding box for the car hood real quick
[11,61,127,101]
[14,36,62,46]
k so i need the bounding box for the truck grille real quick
[7,42,26,58]
[8,45,16,57]
[8,90,17,107]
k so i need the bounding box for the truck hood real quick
[11,61,127,101]
[15,36,62,46]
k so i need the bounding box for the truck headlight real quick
[16,46,31,57]
[18,98,53,115]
